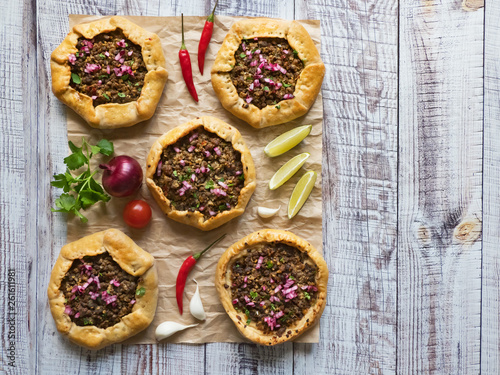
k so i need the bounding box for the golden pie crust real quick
[146,116,256,231]
[215,229,328,345]
[51,16,168,129]
[47,229,158,350]
[211,18,325,128]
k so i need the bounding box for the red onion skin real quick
[99,156,143,197]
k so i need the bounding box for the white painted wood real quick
[398,1,483,374]
[0,0,35,374]
[294,1,398,374]
[482,0,500,374]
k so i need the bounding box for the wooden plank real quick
[0,0,36,373]
[294,1,398,374]
[397,1,483,374]
[203,2,296,375]
[482,0,500,373]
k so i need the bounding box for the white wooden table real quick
[1,0,499,373]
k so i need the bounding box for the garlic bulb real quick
[155,321,198,341]
[257,206,281,218]
[190,279,206,321]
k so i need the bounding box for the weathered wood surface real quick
[1,0,499,374]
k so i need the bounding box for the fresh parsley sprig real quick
[51,138,114,223]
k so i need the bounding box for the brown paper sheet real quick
[65,14,323,344]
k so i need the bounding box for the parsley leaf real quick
[283,83,292,88]
[51,138,113,222]
[304,291,311,300]
[250,291,258,299]
[136,287,146,296]
[275,105,281,109]
[71,73,81,84]
[117,93,126,98]
[205,180,215,190]
[266,261,273,269]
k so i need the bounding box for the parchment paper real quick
[65,14,323,344]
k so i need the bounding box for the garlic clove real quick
[257,206,281,218]
[190,279,206,321]
[155,321,198,341]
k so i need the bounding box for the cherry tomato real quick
[123,200,152,228]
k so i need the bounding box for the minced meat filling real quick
[60,252,139,329]
[153,128,245,219]
[68,29,147,107]
[229,243,318,337]
[230,37,304,110]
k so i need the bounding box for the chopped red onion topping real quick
[101,291,117,305]
[107,65,111,74]
[191,174,196,182]
[260,301,265,306]
[64,306,73,315]
[246,302,255,307]
[213,146,222,156]
[104,51,110,57]
[262,285,266,291]
[249,83,255,91]
[195,168,200,174]
[283,94,294,100]
[275,311,285,319]
[210,188,227,197]
[263,316,277,330]
[156,160,162,176]
[74,312,80,318]
[200,166,207,173]
[244,295,251,303]
[274,285,282,293]
[218,181,228,189]
[255,49,261,54]
[84,63,101,74]
[254,37,258,41]
[174,147,181,153]
[89,291,99,300]
[128,50,133,56]
[232,298,239,304]
[110,279,120,287]
[130,299,136,305]
[282,285,298,295]
[116,39,126,48]
[245,96,253,104]
[97,80,102,85]
[204,150,211,157]
[253,79,261,87]
[179,159,186,167]
[182,181,192,189]
[189,133,199,142]
[199,206,205,211]
[283,49,289,54]
[209,210,216,216]
[91,95,97,100]
[250,60,258,67]
[68,54,76,65]
[243,276,248,283]
[256,256,264,269]
[188,145,195,152]
[242,42,246,51]
[235,170,242,176]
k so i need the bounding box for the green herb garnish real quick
[83,318,93,326]
[304,291,311,300]
[103,93,110,100]
[173,170,178,177]
[270,304,276,311]
[263,86,270,91]
[136,287,146,296]
[245,309,250,317]
[51,138,114,223]
[117,93,126,98]
[266,261,273,269]
[99,53,106,59]
[208,164,214,170]
[219,204,227,211]
[238,175,245,181]
[275,105,281,109]
[289,276,295,280]
[246,319,251,325]
[219,177,225,182]
[293,49,298,55]
[121,74,129,81]
[283,83,292,88]
[250,291,258,299]
[240,53,246,58]
[71,73,81,84]
[205,180,215,190]
[235,264,240,268]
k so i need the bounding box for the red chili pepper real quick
[179,13,198,102]
[175,233,226,315]
[198,0,219,75]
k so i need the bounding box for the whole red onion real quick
[99,156,143,197]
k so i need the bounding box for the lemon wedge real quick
[269,153,310,190]
[264,125,312,157]
[288,171,317,219]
